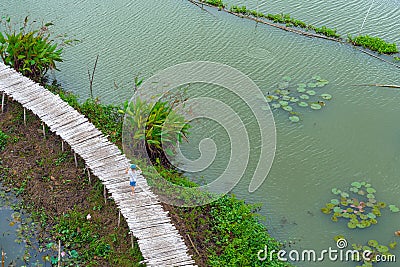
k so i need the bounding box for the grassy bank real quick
[0,100,144,266]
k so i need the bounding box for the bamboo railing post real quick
[23,108,26,125]
[42,122,45,139]
[58,240,61,267]
[1,93,4,113]
[104,185,107,204]
[118,210,121,227]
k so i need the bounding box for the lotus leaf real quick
[279,100,289,106]
[352,243,362,250]
[340,192,349,198]
[366,188,376,194]
[377,245,389,253]
[271,103,281,109]
[306,90,316,96]
[367,193,375,199]
[297,87,306,93]
[331,216,338,222]
[351,182,362,188]
[331,199,339,205]
[377,202,386,208]
[389,242,397,249]
[298,101,308,107]
[289,97,299,102]
[297,83,307,88]
[333,207,342,213]
[321,208,330,214]
[282,76,292,82]
[347,221,357,229]
[289,116,300,123]
[282,95,291,101]
[312,75,321,80]
[331,188,341,195]
[369,218,377,224]
[368,240,378,247]
[280,89,290,95]
[389,205,400,213]
[321,93,332,100]
[300,94,310,100]
[266,97,273,103]
[310,103,322,110]
[326,203,335,209]
[368,198,377,204]
[282,105,293,112]
[367,213,376,219]
[334,235,345,242]
[357,190,365,195]
[307,83,317,88]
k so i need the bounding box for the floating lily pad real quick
[367,213,376,219]
[298,101,308,107]
[320,93,332,100]
[282,105,293,112]
[266,97,273,103]
[280,89,290,96]
[347,221,357,229]
[306,90,316,96]
[331,199,339,205]
[368,239,378,247]
[282,76,292,82]
[367,193,375,199]
[312,75,321,80]
[282,95,291,101]
[297,87,306,93]
[279,101,289,106]
[333,207,342,213]
[310,103,322,110]
[377,245,389,253]
[289,97,299,102]
[289,116,300,123]
[300,94,310,100]
[366,188,376,194]
[389,205,400,213]
[271,103,281,109]
[331,188,341,195]
[340,192,349,198]
[307,83,317,88]
[389,242,397,249]
[351,182,362,188]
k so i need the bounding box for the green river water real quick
[1,0,400,266]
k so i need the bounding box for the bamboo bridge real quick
[0,62,196,267]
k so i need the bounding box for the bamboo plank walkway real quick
[0,62,196,267]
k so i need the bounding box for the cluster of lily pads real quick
[334,235,397,267]
[265,76,331,122]
[321,181,399,229]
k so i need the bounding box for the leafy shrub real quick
[314,26,340,38]
[348,34,398,54]
[122,97,190,168]
[0,16,75,83]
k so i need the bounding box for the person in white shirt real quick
[126,164,141,196]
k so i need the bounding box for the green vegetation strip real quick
[190,0,399,65]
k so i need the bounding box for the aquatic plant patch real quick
[265,76,331,122]
[334,235,396,267]
[348,34,398,54]
[321,181,399,229]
